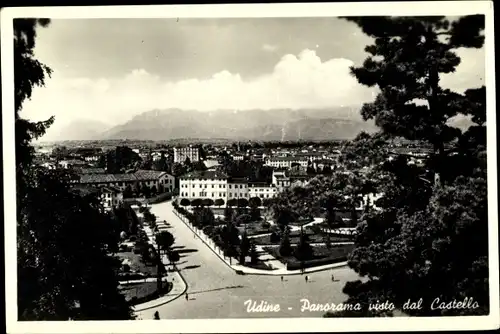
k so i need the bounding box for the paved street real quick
[135,201,362,320]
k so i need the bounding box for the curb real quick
[172,207,350,277]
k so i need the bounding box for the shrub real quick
[261,221,271,229]
[270,232,280,243]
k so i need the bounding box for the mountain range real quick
[99,107,378,141]
[44,108,474,142]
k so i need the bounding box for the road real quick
[135,201,362,320]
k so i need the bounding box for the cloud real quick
[21,47,483,139]
[262,43,278,52]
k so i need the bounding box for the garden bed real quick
[263,244,354,270]
[120,281,173,306]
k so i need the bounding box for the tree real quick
[180,198,191,207]
[132,183,141,197]
[151,185,158,196]
[123,185,133,198]
[155,231,175,256]
[214,198,225,207]
[237,198,249,208]
[15,19,133,320]
[191,161,207,172]
[295,233,314,261]
[274,205,295,233]
[249,196,262,208]
[249,241,259,265]
[171,163,186,177]
[224,206,234,223]
[239,232,251,264]
[168,251,180,269]
[249,197,262,221]
[202,198,214,207]
[279,229,292,256]
[343,15,484,186]
[141,184,151,198]
[227,199,238,208]
[328,15,489,317]
[195,207,215,228]
[191,198,202,207]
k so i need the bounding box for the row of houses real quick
[74,169,176,193]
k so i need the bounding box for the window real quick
[212,193,215,197]
[205,184,207,188]
[212,185,214,188]
[192,193,195,197]
[240,185,243,189]
[229,193,232,198]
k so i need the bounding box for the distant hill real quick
[100,108,378,141]
[42,119,111,142]
[42,108,477,143]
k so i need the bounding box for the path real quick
[135,201,362,320]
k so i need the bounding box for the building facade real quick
[174,146,200,163]
[248,183,278,199]
[265,156,309,169]
[179,171,283,204]
[101,186,124,211]
[179,170,228,200]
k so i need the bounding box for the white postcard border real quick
[2,1,498,333]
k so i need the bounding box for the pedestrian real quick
[331,274,335,282]
[305,275,308,283]
[185,293,189,301]
[153,311,160,320]
[281,276,283,282]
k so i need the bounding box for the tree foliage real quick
[15,19,133,320]
[327,15,489,317]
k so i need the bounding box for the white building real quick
[174,146,200,163]
[272,170,291,191]
[227,178,249,200]
[265,156,309,169]
[248,183,278,199]
[59,159,88,169]
[101,186,124,211]
[179,170,228,200]
[179,172,275,205]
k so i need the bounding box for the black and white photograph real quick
[2,2,499,333]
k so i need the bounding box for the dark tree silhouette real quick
[326,15,489,317]
[15,19,133,320]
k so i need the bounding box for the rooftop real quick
[268,156,308,162]
[79,170,170,184]
[181,170,228,180]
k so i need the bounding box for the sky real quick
[20,17,485,135]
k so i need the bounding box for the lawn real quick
[263,244,354,270]
[116,251,159,278]
[119,281,172,305]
